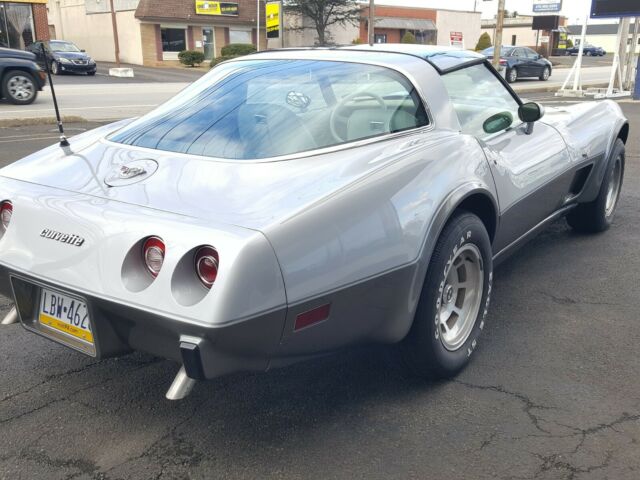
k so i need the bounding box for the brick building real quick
[0,0,49,49]
[48,0,265,66]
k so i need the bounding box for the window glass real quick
[110,60,429,160]
[229,29,251,44]
[441,63,521,139]
[525,48,539,58]
[161,28,186,52]
[49,41,81,52]
[1,2,34,49]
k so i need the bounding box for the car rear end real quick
[0,176,287,382]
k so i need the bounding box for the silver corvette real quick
[0,45,628,399]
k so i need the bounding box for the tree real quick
[285,0,361,46]
[475,32,492,51]
[401,31,417,44]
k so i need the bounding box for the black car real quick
[482,46,552,83]
[27,40,97,76]
[0,47,46,105]
[566,44,606,56]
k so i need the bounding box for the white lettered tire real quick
[401,211,493,379]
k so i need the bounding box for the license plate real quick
[38,288,93,345]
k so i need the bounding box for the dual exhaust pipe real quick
[3,304,200,400]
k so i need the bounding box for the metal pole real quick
[256,0,260,52]
[109,0,120,68]
[368,0,375,45]
[572,12,588,91]
[624,17,639,90]
[492,0,505,69]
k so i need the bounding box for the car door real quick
[525,48,545,76]
[28,42,45,67]
[441,62,573,253]
[511,48,529,76]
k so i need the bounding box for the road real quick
[0,97,638,479]
[0,65,615,122]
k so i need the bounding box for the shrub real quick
[401,31,417,44]
[178,50,205,67]
[475,32,492,51]
[352,37,364,45]
[221,43,256,57]
[566,39,574,48]
[210,55,238,68]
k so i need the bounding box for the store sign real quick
[533,0,562,13]
[450,31,464,49]
[266,2,280,39]
[540,35,550,43]
[195,1,239,16]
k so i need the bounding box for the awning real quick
[374,17,437,31]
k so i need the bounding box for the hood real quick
[0,47,36,61]
[54,51,90,60]
[0,120,457,231]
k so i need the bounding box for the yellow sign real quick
[40,313,94,344]
[195,1,239,16]
[266,2,280,39]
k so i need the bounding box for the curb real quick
[0,116,87,128]
[514,82,609,95]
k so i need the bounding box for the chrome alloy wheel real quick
[437,244,484,351]
[508,68,518,82]
[7,75,35,102]
[542,67,550,80]
[605,154,623,218]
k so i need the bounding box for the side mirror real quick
[81,49,86,52]
[483,111,513,134]
[518,102,544,134]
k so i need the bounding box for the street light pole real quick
[493,0,505,69]
[368,0,375,45]
[109,0,121,68]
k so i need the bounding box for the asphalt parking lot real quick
[0,97,639,479]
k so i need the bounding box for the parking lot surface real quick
[0,98,638,479]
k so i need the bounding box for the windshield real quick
[109,59,428,160]
[50,41,81,53]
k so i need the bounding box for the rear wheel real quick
[401,212,493,379]
[506,67,518,83]
[2,70,37,105]
[567,139,625,233]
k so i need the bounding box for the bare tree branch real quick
[284,0,361,46]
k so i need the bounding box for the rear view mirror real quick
[518,102,545,134]
[518,102,544,123]
[483,112,513,134]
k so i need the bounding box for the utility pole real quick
[493,0,505,69]
[624,17,639,90]
[368,0,375,45]
[256,0,260,52]
[109,0,121,67]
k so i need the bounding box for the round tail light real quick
[0,201,13,231]
[195,246,219,288]
[142,236,165,278]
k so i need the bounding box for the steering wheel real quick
[330,90,388,142]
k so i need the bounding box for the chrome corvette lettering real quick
[40,229,85,247]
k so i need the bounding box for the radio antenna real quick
[40,43,69,147]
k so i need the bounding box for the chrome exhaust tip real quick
[165,366,197,400]
[1,306,18,326]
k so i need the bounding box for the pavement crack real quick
[455,380,555,434]
[538,291,619,307]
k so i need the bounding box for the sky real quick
[371,0,614,24]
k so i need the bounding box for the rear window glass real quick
[109,59,428,160]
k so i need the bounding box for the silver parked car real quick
[0,45,628,399]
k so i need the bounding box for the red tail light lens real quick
[194,246,219,288]
[142,236,165,278]
[499,59,507,66]
[0,201,12,231]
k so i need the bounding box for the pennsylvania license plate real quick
[39,288,93,345]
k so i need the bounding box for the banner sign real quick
[449,31,463,49]
[591,0,640,18]
[195,1,239,16]
[533,0,562,13]
[266,2,280,39]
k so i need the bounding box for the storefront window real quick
[161,28,186,52]
[229,29,251,44]
[0,2,35,49]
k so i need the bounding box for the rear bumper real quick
[2,267,286,380]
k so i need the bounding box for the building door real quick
[203,27,215,60]
[374,33,387,44]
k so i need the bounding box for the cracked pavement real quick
[0,100,639,479]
